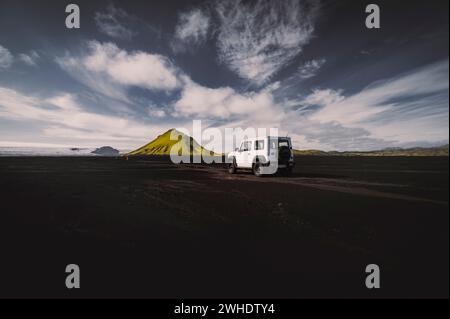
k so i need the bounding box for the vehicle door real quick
[236,141,252,168]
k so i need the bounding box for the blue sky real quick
[0,0,448,151]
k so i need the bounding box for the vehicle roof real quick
[241,136,291,141]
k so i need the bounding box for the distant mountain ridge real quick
[294,144,449,156]
[127,129,218,156]
[127,128,448,157]
[91,146,120,156]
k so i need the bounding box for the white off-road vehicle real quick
[227,136,295,176]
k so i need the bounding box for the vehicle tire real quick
[228,158,237,174]
[252,161,263,177]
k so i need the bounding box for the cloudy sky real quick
[0,0,448,151]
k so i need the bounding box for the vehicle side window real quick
[255,140,265,150]
[240,141,251,152]
[270,140,277,149]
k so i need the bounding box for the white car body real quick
[227,136,295,176]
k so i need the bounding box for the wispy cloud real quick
[215,0,319,86]
[297,58,326,79]
[283,118,394,151]
[0,87,171,148]
[172,8,210,53]
[57,41,182,103]
[148,103,167,118]
[0,45,13,69]
[293,60,450,148]
[18,51,40,67]
[95,4,137,40]
[308,60,449,126]
[301,88,344,107]
[57,53,129,104]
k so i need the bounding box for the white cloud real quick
[19,51,40,66]
[283,117,392,151]
[0,86,172,148]
[302,88,344,107]
[46,94,82,111]
[57,53,129,104]
[297,58,326,79]
[0,84,388,152]
[148,103,166,118]
[215,0,318,86]
[95,5,136,40]
[173,78,284,124]
[173,8,210,52]
[0,45,13,69]
[0,87,43,121]
[0,141,74,148]
[57,41,181,102]
[295,60,450,147]
[167,60,448,151]
[309,60,449,126]
[84,41,180,91]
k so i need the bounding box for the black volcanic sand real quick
[0,156,448,298]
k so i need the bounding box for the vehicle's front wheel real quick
[252,162,263,177]
[228,158,237,174]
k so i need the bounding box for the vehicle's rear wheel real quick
[228,158,237,174]
[252,162,263,177]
